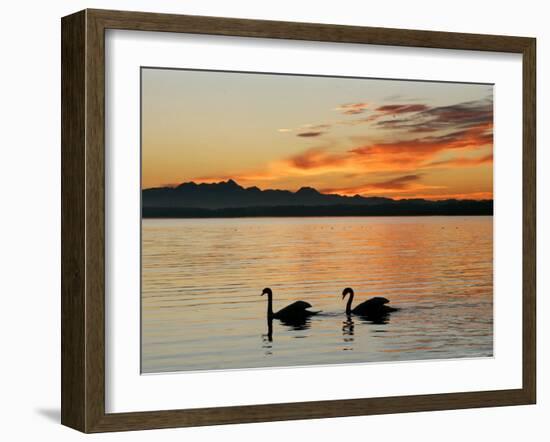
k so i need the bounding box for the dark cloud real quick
[368,174,422,189]
[321,174,427,196]
[297,131,324,138]
[425,100,492,121]
[375,99,493,133]
[376,104,429,114]
[375,118,416,128]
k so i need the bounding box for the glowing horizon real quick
[142,68,493,200]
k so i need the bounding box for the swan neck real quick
[267,293,274,317]
[345,291,354,315]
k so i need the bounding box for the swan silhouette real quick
[342,287,398,318]
[262,288,319,323]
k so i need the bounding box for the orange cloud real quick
[426,153,493,168]
[367,174,423,189]
[347,122,493,174]
[192,125,493,195]
[286,147,349,170]
[189,99,493,200]
[195,147,351,185]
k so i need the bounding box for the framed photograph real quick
[61,9,536,433]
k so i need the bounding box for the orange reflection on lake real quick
[141,216,493,373]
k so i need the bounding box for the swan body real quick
[273,300,315,320]
[342,287,398,317]
[262,288,318,321]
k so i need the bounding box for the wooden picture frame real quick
[61,8,536,433]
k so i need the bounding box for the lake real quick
[141,216,493,373]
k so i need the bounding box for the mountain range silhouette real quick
[142,180,493,218]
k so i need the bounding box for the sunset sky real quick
[142,68,493,200]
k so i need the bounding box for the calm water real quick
[142,216,493,373]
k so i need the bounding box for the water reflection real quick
[342,315,355,351]
[263,310,392,355]
[261,319,273,356]
[356,312,392,325]
[342,315,355,338]
[279,316,312,331]
[264,318,273,342]
[262,316,312,343]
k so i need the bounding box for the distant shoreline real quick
[142,180,493,218]
[142,214,494,219]
[142,202,493,219]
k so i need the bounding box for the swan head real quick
[261,287,273,296]
[342,287,354,299]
